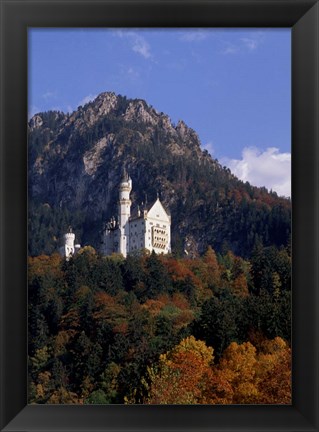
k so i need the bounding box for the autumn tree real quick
[255,337,291,404]
[217,341,258,404]
[143,336,214,404]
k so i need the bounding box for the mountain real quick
[28,92,291,257]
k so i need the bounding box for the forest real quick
[28,244,291,404]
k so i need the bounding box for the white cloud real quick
[114,30,152,59]
[132,36,151,59]
[127,67,140,80]
[78,94,97,107]
[221,32,264,55]
[221,147,291,197]
[241,37,258,51]
[42,91,55,100]
[222,43,239,55]
[179,30,208,42]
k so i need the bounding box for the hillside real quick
[28,92,291,257]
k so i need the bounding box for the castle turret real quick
[59,226,81,260]
[118,169,132,257]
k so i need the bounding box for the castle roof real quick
[129,198,170,221]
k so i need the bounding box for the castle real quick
[60,172,171,259]
[101,171,171,257]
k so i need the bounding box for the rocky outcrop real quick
[29,114,44,130]
[83,135,114,176]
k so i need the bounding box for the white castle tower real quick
[59,226,81,260]
[118,169,132,257]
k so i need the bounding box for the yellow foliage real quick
[163,335,214,365]
[47,387,82,404]
[80,376,94,399]
[30,346,50,370]
[77,245,96,256]
[220,342,257,378]
[215,338,291,404]
[35,371,52,401]
[54,330,76,356]
[260,336,287,354]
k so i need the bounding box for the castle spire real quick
[121,166,129,182]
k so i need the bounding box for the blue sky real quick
[29,28,291,197]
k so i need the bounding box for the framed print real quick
[1,0,318,431]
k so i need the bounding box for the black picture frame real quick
[1,0,318,431]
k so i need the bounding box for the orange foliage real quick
[143,293,189,315]
[202,368,234,404]
[145,337,214,404]
[144,337,291,405]
[54,330,77,355]
[256,337,292,404]
[60,308,81,330]
[142,298,166,316]
[164,258,196,282]
[28,253,63,279]
[93,292,127,329]
[142,293,194,329]
[171,292,190,310]
[155,293,171,305]
[231,274,249,297]
[189,247,221,289]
